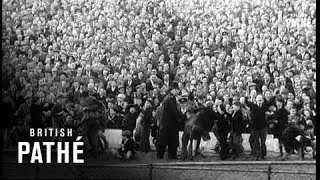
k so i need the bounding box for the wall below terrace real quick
[103,129,280,152]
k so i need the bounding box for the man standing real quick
[140,98,154,153]
[245,95,269,160]
[180,97,198,160]
[157,82,181,159]
[269,97,289,157]
[215,97,231,160]
[230,101,245,159]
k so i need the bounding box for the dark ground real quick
[1,146,316,164]
[1,148,316,180]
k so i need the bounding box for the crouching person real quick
[280,120,307,160]
[190,101,215,160]
[117,130,135,160]
[303,120,316,159]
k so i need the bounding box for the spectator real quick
[280,120,307,160]
[157,82,181,159]
[122,104,139,135]
[269,97,289,157]
[244,95,269,160]
[140,98,153,153]
[117,130,135,160]
[106,108,123,129]
[230,101,245,159]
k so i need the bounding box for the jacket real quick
[158,93,181,146]
[231,109,244,133]
[246,101,268,130]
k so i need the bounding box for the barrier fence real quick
[1,161,316,179]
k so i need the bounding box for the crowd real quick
[2,0,316,161]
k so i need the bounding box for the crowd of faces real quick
[2,0,316,129]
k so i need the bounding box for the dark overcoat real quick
[273,107,289,138]
[158,93,181,146]
[231,110,245,134]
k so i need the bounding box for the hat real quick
[145,97,154,105]
[216,96,223,101]
[52,67,58,72]
[24,91,33,100]
[107,95,116,102]
[56,93,67,100]
[267,119,278,126]
[59,72,68,78]
[306,119,313,129]
[179,97,188,103]
[233,101,242,107]
[117,93,126,99]
[249,82,256,87]
[169,81,179,91]
[135,84,143,89]
[205,100,214,106]
[127,104,137,110]
[82,96,101,111]
[118,84,125,89]
[297,120,306,126]
[31,96,40,103]
[122,130,131,137]
[181,92,189,98]
[281,88,289,95]
[275,96,285,104]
